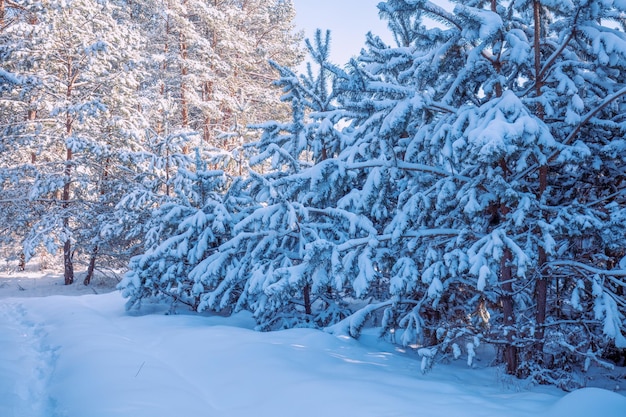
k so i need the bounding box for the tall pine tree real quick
[0,0,146,283]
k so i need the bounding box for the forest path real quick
[0,294,221,417]
[0,301,59,417]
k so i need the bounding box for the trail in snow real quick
[0,294,559,417]
[0,301,58,417]
[1,289,625,417]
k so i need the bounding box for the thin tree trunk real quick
[488,16,518,372]
[158,14,170,136]
[499,190,517,374]
[63,55,75,285]
[18,252,25,271]
[491,0,503,98]
[203,80,213,143]
[179,29,190,155]
[84,245,97,285]
[84,153,110,286]
[303,284,312,316]
[492,20,517,367]
[63,238,74,285]
[23,99,37,271]
[62,147,74,285]
[202,22,219,145]
[28,104,37,163]
[179,0,189,132]
[500,248,518,374]
[165,146,171,196]
[533,0,548,353]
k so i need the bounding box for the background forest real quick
[1,0,626,388]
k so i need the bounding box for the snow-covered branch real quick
[548,260,626,278]
[336,229,462,252]
[345,160,471,182]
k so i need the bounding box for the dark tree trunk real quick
[62,125,74,284]
[63,239,74,285]
[62,149,74,285]
[18,252,25,271]
[84,246,98,285]
[500,248,518,374]
[303,284,312,316]
[535,243,548,348]
[179,26,189,132]
[61,49,76,286]
[533,0,548,355]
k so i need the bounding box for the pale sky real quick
[292,0,393,65]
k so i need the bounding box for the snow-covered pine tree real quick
[516,0,626,384]
[0,67,38,269]
[335,0,626,384]
[116,0,302,308]
[118,131,240,310]
[183,30,360,328]
[133,0,302,154]
[0,0,146,283]
[0,2,41,268]
[103,119,196,264]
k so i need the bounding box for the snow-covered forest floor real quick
[1,271,626,417]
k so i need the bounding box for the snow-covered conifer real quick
[119,134,239,310]
[185,31,361,329]
[135,0,302,150]
[0,0,146,282]
[342,0,626,383]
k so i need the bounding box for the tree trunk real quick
[157,14,170,136]
[203,80,213,143]
[63,53,75,285]
[535,249,547,337]
[63,238,74,285]
[84,246,98,285]
[62,147,74,285]
[303,284,312,316]
[487,5,518,373]
[179,30,190,155]
[179,18,189,130]
[533,0,548,354]
[18,252,25,271]
[28,102,37,163]
[500,248,518,374]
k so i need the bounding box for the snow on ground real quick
[1,272,625,417]
[0,266,120,297]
